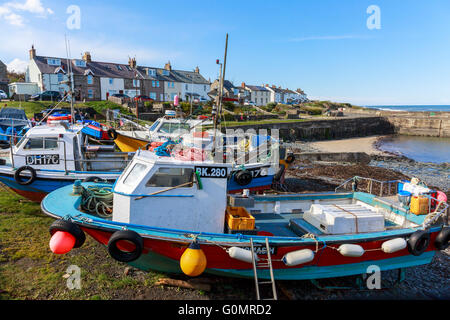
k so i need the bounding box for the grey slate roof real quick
[246,85,269,91]
[34,56,209,84]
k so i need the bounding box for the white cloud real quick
[4,13,24,26]
[0,0,53,26]
[6,0,51,15]
[7,58,28,73]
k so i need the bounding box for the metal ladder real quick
[250,237,278,300]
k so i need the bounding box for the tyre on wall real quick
[435,227,450,250]
[407,230,430,256]
[49,219,86,248]
[285,152,295,164]
[107,230,143,262]
[14,166,37,186]
[234,170,253,186]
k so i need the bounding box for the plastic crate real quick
[225,206,255,230]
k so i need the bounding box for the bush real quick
[300,106,323,115]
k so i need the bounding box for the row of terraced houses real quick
[18,46,307,106]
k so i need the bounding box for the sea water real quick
[378,135,450,164]
[364,105,450,112]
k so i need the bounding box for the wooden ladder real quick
[250,237,278,300]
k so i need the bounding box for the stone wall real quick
[385,115,450,137]
[226,117,394,141]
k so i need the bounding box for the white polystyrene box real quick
[303,204,385,234]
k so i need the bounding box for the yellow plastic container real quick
[226,207,255,230]
[410,196,429,215]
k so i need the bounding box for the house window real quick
[160,93,163,101]
[57,73,64,83]
[185,84,188,90]
[88,89,93,99]
[149,92,156,100]
[156,81,160,88]
[146,167,194,188]
[74,60,86,67]
[47,58,61,66]
[152,81,155,87]
[109,78,114,85]
[162,70,169,76]
[148,69,155,76]
[133,79,140,87]
[87,75,93,85]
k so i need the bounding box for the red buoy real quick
[49,231,76,254]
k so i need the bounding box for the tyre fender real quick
[49,219,86,248]
[107,128,118,140]
[14,166,37,186]
[407,230,430,256]
[107,230,143,262]
[435,227,450,250]
[234,170,253,186]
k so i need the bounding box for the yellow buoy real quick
[180,241,207,277]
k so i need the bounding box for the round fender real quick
[107,128,118,140]
[49,219,86,248]
[407,230,430,256]
[14,166,36,186]
[435,227,450,250]
[108,230,143,262]
[234,170,253,186]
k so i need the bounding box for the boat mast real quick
[213,33,228,153]
[64,35,75,127]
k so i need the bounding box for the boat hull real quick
[81,226,439,280]
[114,132,148,152]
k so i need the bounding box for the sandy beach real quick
[306,135,389,155]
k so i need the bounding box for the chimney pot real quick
[82,52,92,63]
[29,45,36,60]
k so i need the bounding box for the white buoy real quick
[282,249,314,266]
[227,247,258,264]
[338,244,365,257]
[381,238,407,253]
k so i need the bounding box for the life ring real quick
[407,230,430,256]
[49,219,86,248]
[83,176,103,183]
[285,152,295,164]
[234,170,253,186]
[107,230,143,262]
[14,166,36,186]
[435,227,450,250]
[107,128,118,140]
[48,114,71,122]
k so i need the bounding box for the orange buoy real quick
[179,241,207,277]
[49,231,76,254]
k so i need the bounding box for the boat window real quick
[146,167,194,188]
[149,120,160,132]
[23,137,59,150]
[123,163,148,186]
[158,123,191,134]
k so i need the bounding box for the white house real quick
[243,84,270,106]
[100,77,125,100]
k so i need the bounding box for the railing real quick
[335,176,449,229]
[335,176,403,197]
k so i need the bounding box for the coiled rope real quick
[81,186,114,218]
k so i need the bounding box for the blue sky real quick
[1,0,450,105]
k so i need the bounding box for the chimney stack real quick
[164,61,172,71]
[241,82,246,88]
[82,52,92,63]
[29,45,36,60]
[195,66,199,73]
[128,57,136,69]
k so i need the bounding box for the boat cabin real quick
[9,123,132,172]
[113,151,231,233]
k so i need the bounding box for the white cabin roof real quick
[25,123,83,137]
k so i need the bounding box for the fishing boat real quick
[0,122,132,202]
[42,150,450,287]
